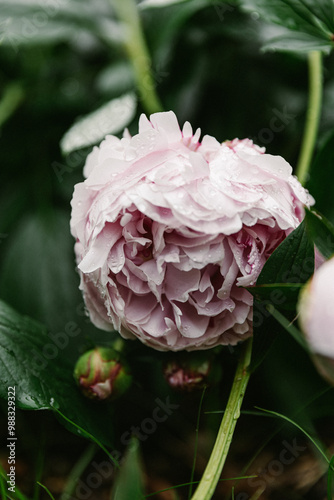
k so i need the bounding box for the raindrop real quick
[251,11,260,21]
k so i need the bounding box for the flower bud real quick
[163,352,221,391]
[74,347,132,400]
[298,257,334,385]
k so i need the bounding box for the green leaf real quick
[250,221,314,370]
[305,208,334,259]
[248,283,303,311]
[256,220,314,286]
[0,299,114,447]
[60,93,137,154]
[111,438,145,500]
[0,210,82,336]
[0,0,117,48]
[262,31,334,54]
[240,0,334,54]
[96,61,136,97]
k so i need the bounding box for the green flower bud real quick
[74,347,132,400]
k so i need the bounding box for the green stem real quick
[191,338,253,500]
[112,0,163,114]
[296,51,323,185]
[60,443,98,500]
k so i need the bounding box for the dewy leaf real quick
[0,299,114,446]
[60,93,137,154]
[111,438,145,500]
[305,208,334,259]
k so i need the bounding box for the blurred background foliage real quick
[0,1,334,498]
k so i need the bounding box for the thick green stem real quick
[296,51,323,185]
[191,338,253,500]
[112,0,163,115]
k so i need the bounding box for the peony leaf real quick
[304,208,334,259]
[0,299,114,446]
[60,93,137,155]
[248,283,303,311]
[110,438,145,500]
[261,31,333,54]
[250,221,314,370]
[256,220,314,286]
[0,210,83,335]
[240,0,334,54]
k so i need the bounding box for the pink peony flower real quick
[70,111,312,351]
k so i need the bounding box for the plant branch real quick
[191,338,253,500]
[296,51,323,185]
[112,0,163,115]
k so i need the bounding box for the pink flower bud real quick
[163,352,221,391]
[298,257,334,385]
[74,347,132,400]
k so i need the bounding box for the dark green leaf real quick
[111,438,145,500]
[250,221,314,370]
[0,299,114,446]
[256,220,314,286]
[0,210,82,336]
[305,208,334,259]
[248,283,303,311]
